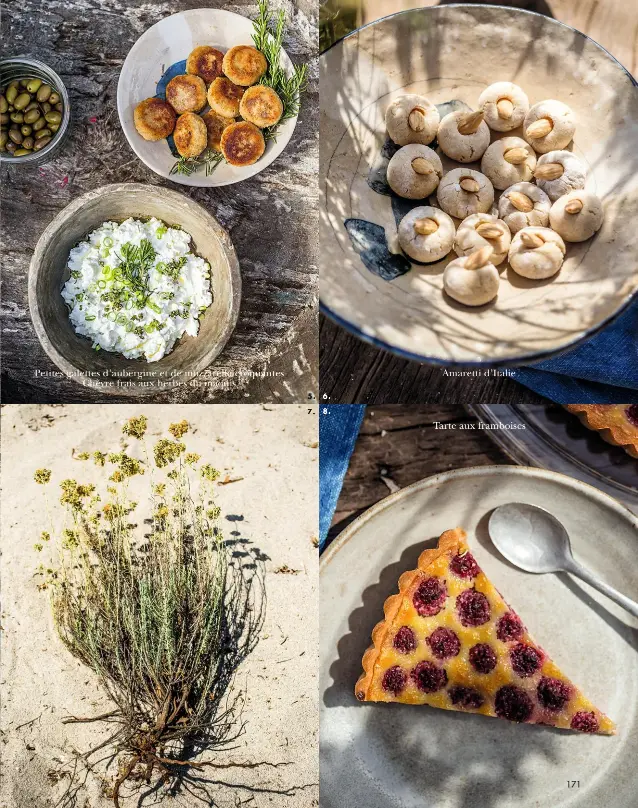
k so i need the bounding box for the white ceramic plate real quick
[320,5,638,365]
[117,8,298,187]
[469,405,638,515]
[320,466,638,808]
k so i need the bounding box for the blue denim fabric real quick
[319,405,365,551]
[514,299,638,403]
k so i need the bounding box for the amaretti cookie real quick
[524,100,575,153]
[480,137,536,190]
[397,206,455,263]
[437,110,490,163]
[498,183,551,233]
[437,168,494,219]
[508,227,566,279]
[454,213,511,266]
[443,246,500,306]
[385,94,440,146]
[549,191,604,242]
[387,144,443,199]
[478,81,529,132]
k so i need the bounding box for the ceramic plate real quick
[117,8,297,187]
[320,466,638,808]
[469,405,638,514]
[320,5,638,365]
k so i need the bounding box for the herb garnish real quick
[252,0,308,142]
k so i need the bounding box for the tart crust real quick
[565,405,638,459]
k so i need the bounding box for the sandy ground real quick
[0,404,318,808]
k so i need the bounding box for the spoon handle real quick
[566,559,638,619]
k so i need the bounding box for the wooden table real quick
[328,405,510,543]
[1,0,318,403]
[319,0,636,404]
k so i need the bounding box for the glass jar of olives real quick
[0,57,70,166]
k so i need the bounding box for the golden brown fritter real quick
[166,74,207,114]
[201,110,235,152]
[186,46,224,84]
[239,85,283,129]
[134,98,177,141]
[222,45,267,87]
[173,112,208,158]
[220,121,265,166]
[207,77,245,118]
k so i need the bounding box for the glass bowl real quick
[0,57,71,166]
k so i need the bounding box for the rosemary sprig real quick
[252,0,308,142]
[170,149,225,178]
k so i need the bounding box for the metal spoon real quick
[488,502,638,619]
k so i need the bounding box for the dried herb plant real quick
[35,417,268,807]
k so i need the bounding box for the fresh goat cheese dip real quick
[61,217,212,362]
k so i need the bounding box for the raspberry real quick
[411,660,448,693]
[496,611,524,643]
[382,665,407,696]
[413,576,447,617]
[449,551,481,580]
[495,685,533,722]
[393,626,417,654]
[537,677,572,711]
[469,643,497,674]
[625,405,638,427]
[456,588,491,627]
[448,685,484,710]
[426,627,460,660]
[570,711,600,733]
[510,643,543,677]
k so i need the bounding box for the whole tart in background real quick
[565,405,638,459]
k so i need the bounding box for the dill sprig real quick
[252,0,308,142]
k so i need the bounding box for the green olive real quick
[33,136,51,151]
[10,112,24,124]
[26,78,43,93]
[45,110,62,125]
[5,85,18,105]
[32,117,46,132]
[22,136,34,149]
[19,79,29,88]
[24,101,39,112]
[24,108,41,124]
[36,128,52,138]
[49,92,60,104]
[49,124,60,133]
[13,148,32,156]
[0,113,9,126]
[55,103,63,112]
[14,93,32,111]
[41,102,52,113]
[0,95,7,114]
[9,129,23,144]
[36,84,52,102]
[21,125,32,136]
[0,131,7,149]
[6,140,17,153]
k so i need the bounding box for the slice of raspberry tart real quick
[355,528,615,734]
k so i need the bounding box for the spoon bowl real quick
[488,502,575,573]
[489,501,638,618]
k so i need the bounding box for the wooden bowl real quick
[320,5,638,366]
[28,183,240,395]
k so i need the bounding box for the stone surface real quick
[1,0,318,403]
